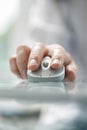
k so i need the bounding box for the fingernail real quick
[30,59,37,65]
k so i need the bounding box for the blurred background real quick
[0,1,87,129]
[0,0,20,60]
[0,0,87,81]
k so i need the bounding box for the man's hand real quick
[9,43,77,81]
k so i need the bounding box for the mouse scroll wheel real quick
[41,57,51,70]
[43,60,50,67]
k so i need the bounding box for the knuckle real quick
[53,49,64,59]
[32,44,45,53]
[17,45,25,52]
[32,46,42,53]
[17,45,30,55]
[53,54,63,60]
[51,44,65,51]
[30,54,41,62]
[56,46,65,52]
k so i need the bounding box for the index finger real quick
[28,43,48,71]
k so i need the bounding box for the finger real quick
[50,47,65,69]
[9,56,21,78]
[16,45,31,79]
[47,44,77,81]
[64,52,72,66]
[64,52,77,81]
[65,61,77,81]
[28,43,47,71]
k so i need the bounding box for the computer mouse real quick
[27,56,65,82]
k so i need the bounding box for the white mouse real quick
[27,56,65,82]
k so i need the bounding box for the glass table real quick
[0,60,87,130]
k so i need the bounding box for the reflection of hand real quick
[65,82,78,94]
[9,43,77,81]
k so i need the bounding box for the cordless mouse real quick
[27,56,65,82]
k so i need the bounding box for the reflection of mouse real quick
[27,56,65,82]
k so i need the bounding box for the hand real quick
[9,43,77,81]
